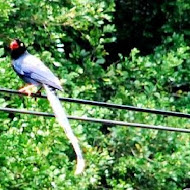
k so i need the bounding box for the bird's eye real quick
[20,43,23,46]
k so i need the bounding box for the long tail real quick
[43,84,85,174]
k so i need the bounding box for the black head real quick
[10,39,26,59]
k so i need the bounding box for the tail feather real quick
[43,84,85,174]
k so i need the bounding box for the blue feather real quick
[44,84,85,174]
[12,51,62,90]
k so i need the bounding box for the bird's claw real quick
[34,88,42,101]
[19,85,37,97]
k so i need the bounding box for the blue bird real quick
[10,39,85,174]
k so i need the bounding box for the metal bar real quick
[0,87,190,118]
[0,107,190,133]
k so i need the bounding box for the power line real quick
[0,87,190,119]
[0,106,190,133]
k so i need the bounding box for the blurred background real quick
[0,0,190,189]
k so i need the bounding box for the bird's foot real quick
[19,85,37,97]
[34,87,42,101]
[36,87,42,96]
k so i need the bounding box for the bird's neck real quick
[11,47,27,60]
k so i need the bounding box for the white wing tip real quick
[75,159,85,175]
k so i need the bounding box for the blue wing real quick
[13,52,62,90]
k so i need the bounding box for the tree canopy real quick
[0,0,190,189]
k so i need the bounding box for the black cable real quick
[0,106,190,133]
[0,87,190,118]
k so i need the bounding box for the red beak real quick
[10,40,19,50]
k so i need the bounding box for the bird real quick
[9,38,85,174]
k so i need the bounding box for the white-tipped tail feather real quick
[43,84,85,174]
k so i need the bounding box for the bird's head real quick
[10,39,26,50]
[10,39,26,59]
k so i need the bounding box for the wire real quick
[0,106,190,133]
[0,87,190,119]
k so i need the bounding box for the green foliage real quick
[0,0,190,189]
[162,0,190,37]
[103,34,190,189]
[109,0,190,62]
